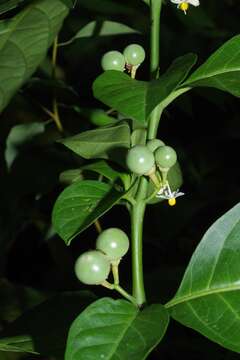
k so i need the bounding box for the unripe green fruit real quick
[123,44,145,66]
[96,228,129,260]
[126,145,155,175]
[154,145,177,169]
[147,139,165,153]
[101,51,125,71]
[75,250,110,285]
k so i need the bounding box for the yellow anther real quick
[179,2,189,13]
[168,198,176,206]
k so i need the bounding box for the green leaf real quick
[52,180,125,244]
[0,0,28,15]
[93,53,197,123]
[166,203,240,353]
[0,291,95,357]
[131,128,147,146]
[61,20,139,46]
[0,0,68,113]
[5,122,45,169]
[82,160,128,184]
[59,169,84,185]
[182,35,240,96]
[59,122,130,160]
[65,297,169,360]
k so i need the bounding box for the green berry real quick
[126,145,155,175]
[96,228,129,261]
[101,51,125,71]
[147,139,165,153]
[154,145,177,169]
[75,250,110,285]
[123,44,145,66]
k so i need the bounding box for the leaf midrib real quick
[165,283,240,309]
[184,67,240,86]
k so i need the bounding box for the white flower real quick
[170,0,200,14]
[156,183,184,206]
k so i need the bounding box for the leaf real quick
[0,291,95,357]
[65,297,169,360]
[93,53,197,123]
[5,122,45,169]
[59,122,130,160]
[82,160,127,183]
[166,203,240,353]
[61,20,139,46]
[59,169,84,184]
[182,35,240,96]
[0,0,28,15]
[52,180,125,244]
[131,128,147,146]
[0,0,68,113]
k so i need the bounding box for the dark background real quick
[0,0,240,359]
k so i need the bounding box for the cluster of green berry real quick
[101,44,145,74]
[75,228,129,285]
[127,139,177,176]
[126,140,179,205]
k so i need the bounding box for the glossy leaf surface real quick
[52,180,125,244]
[61,20,139,45]
[183,35,240,96]
[0,0,68,113]
[65,297,169,360]
[59,122,130,160]
[167,203,240,353]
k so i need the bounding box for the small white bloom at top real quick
[170,0,200,15]
[156,183,185,206]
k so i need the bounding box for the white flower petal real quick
[187,0,200,6]
[170,0,184,4]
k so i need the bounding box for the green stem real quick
[148,0,163,139]
[129,0,163,307]
[115,285,138,306]
[150,0,162,76]
[131,193,147,306]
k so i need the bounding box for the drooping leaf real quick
[182,35,240,96]
[0,0,68,113]
[52,180,125,244]
[65,297,169,360]
[0,291,95,357]
[5,122,45,169]
[166,203,240,353]
[60,20,139,46]
[93,53,197,123]
[59,122,130,160]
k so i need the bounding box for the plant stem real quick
[148,0,163,139]
[115,285,138,306]
[131,194,147,306]
[150,0,162,76]
[52,36,64,133]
